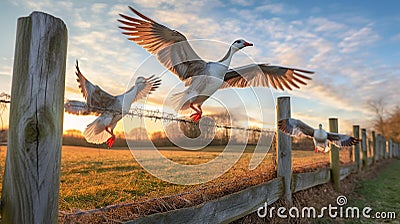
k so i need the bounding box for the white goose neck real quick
[218,46,239,67]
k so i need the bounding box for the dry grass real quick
[0,145,353,223]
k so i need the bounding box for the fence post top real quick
[277,96,291,101]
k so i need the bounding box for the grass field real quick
[0,145,352,212]
[345,160,399,223]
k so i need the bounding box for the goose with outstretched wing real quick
[278,118,360,153]
[118,6,314,122]
[65,60,161,148]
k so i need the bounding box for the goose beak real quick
[244,41,253,47]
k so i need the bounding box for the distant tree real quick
[150,131,172,146]
[367,98,387,136]
[367,98,400,142]
[384,106,400,142]
[127,127,149,141]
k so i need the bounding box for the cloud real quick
[339,24,380,53]
[390,33,400,42]
[307,17,347,34]
[73,20,91,29]
[255,3,292,15]
[91,3,107,13]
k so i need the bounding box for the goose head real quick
[231,39,253,51]
[135,76,146,84]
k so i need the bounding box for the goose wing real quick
[221,64,313,90]
[118,6,207,80]
[278,118,315,138]
[327,133,360,147]
[128,75,162,103]
[75,60,117,108]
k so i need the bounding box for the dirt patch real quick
[232,160,393,224]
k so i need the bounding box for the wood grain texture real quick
[353,125,361,172]
[377,134,382,160]
[371,131,376,164]
[362,129,368,167]
[383,137,387,159]
[339,164,356,181]
[276,97,292,203]
[329,118,340,191]
[292,169,330,193]
[124,178,284,224]
[1,11,67,224]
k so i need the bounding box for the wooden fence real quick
[120,98,399,224]
[1,11,399,224]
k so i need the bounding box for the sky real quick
[0,0,399,135]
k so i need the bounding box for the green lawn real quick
[345,160,400,223]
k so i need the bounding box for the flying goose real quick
[64,60,161,148]
[278,118,360,153]
[118,7,314,122]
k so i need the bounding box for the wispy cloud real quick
[339,24,380,53]
[256,3,295,15]
[390,33,400,42]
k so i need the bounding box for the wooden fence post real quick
[381,135,386,160]
[377,134,381,161]
[361,129,368,167]
[378,135,382,160]
[383,137,389,159]
[353,125,361,172]
[388,140,392,159]
[276,96,292,204]
[372,131,376,164]
[1,12,67,224]
[329,118,340,191]
[379,135,385,160]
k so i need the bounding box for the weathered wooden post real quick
[380,136,384,160]
[329,118,340,191]
[378,135,382,160]
[372,131,376,164]
[384,138,387,159]
[380,138,383,159]
[388,140,393,159]
[361,129,368,167]
[1,12,67,224]
[353,125,361,172]
[276,96,292,204]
